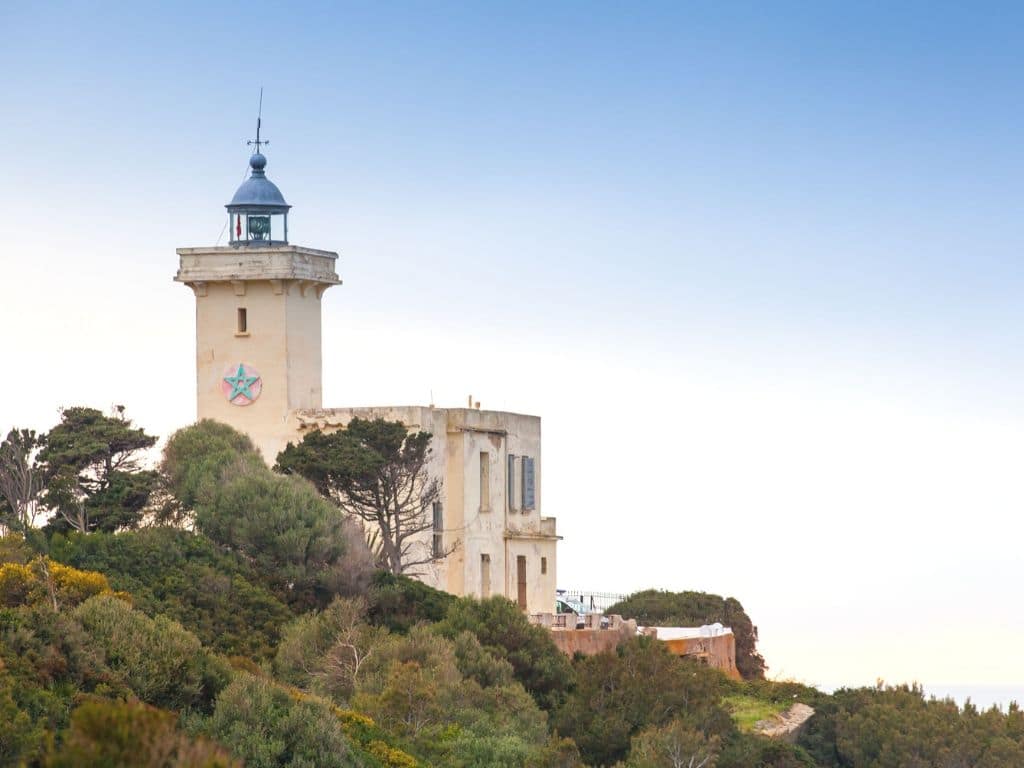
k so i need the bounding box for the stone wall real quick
[541,614,638,657]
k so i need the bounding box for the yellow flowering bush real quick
[0,558,112,608]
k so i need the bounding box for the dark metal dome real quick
[226,153,291,213]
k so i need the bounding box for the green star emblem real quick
[224,364,259,402]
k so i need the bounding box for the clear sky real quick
[3,2,1024,695]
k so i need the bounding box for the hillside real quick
[3,420,1024,767]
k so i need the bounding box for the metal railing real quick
[557,590,627,613]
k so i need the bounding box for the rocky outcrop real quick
[755,703,815,743]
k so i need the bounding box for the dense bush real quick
[352,624,557,766]
[197,673,360,768]
[50,528,293,657]
[799,683,1024,768]
[554,636,731,767]
[74,594,229,712]
[607,589,766,680]
[437,595,574,711]
[162,423,375,611]
[47,699,238,767]
[366,570,456,633]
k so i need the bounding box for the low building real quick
[174,136,559,614]
[535,613,741,679]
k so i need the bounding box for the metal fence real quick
[557,590,627,613]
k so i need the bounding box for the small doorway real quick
[516,556,527,610]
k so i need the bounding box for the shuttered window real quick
[432,502,443,557]
[522,456,536,510]
[507,454,517,511]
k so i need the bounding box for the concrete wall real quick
[544,616,638,657]
[658,631,741,680]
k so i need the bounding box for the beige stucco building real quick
[175,144,558,613]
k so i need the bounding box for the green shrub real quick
[199,674,359,768]
[437,595,573,711]
[50,528,293,658]
[47,698,238,767]
[73,595,223,711]
[366,570,455,634]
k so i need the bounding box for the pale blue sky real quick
[2,2,1024,695]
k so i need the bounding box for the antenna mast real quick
[247,88,268,152]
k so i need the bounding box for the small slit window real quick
[237,307,248,334]
[541,557,547,575]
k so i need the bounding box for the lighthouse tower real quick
[175,127,340,462]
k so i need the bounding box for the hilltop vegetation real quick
[2,412,1024,766]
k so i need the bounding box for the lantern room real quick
[226,151,290,246]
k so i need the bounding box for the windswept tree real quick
[275,418,452,576]
[0,429,45,536]
[39,406,158,534]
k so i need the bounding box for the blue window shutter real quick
[508,454,516,510]
[523,457,535,510]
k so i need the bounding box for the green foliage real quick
[717,735,818,768]
[163,422,374,611]
[799,683,1024,768]
[723,694,790,733]
[438,595,574,711]
[73,594,227,711]
[275,419,442,576]
[0,672,45,766]
[161,419,261,511]
[49,528,293,658]
[607,589,766,680]
[39,406,158,533]
[46,698,239,767]
[366,570,456,633]
[554,636,731,767]
[0,428,45,536]
[274,597,385,700]
[352,624,554,766]
[0,534,34,564]
[197,673,359,768]
[624,719,721,768]
[330,708,421,767]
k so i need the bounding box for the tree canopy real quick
[275,419,447,576]
[162,421,375,611]
[38,406,157,534]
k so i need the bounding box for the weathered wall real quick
[659,631,740,680]
[290,406,559,615]
[544,616,638,657]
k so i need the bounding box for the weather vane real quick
[247,88,268,152]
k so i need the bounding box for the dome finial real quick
[227,89,290,246]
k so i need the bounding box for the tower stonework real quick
[174,245,340,462]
